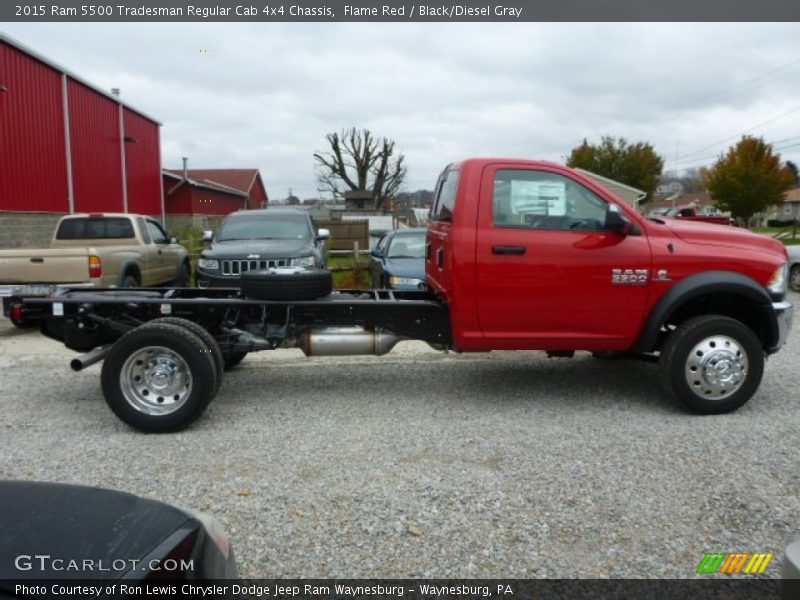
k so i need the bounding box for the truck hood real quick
[660,218,787,257]
[207,239,313,258]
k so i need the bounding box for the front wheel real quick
[790,265,800,293]
[659,315,764,414]
[101,322,218,432]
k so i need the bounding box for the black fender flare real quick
[634,270,775,353]
[118,261,141,286]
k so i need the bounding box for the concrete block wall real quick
[0,212,67,248]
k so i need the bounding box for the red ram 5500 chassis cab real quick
[4,159,794,433]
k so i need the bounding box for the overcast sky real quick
[4,23,800,199]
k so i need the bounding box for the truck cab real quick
[426,159,791,358]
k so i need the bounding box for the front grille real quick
[221,258,289,275]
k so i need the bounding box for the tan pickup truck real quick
[0,214,190,300]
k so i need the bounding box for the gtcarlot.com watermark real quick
[14,553,193,573]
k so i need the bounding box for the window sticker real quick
[510,180,566,216]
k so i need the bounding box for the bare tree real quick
[314,128,406,209]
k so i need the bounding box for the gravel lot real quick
[0,295,798,579]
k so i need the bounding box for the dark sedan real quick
[369,228,427,290]
[0,481,236,594]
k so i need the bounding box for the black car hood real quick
[0,481,194,581]
[384,257,425,280]
[207,239,312,258]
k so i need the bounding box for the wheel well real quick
[661,293,769,349]
[122,265,141,284]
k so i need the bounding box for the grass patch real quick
[328,254,369,289]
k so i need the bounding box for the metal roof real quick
[0,32,161,125]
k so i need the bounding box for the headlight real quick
[198,258,219,270]
[767,263,788,295]
[290,256,316,267]
[389,276,423,287]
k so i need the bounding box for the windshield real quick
[388,233,426,258]
[217,214,311,241]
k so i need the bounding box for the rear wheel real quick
[659,315,764,414]
[121,274,139,288]
[143,318,224,394]
[101,323,218,432]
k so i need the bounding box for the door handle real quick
[492,245,526,255]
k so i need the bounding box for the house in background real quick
[162,167,269,231]
[574,169,647,211]
[776,188,800,222]
[646,192,717,214]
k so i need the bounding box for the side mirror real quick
[316,228,330,240]
[202,230,214,242]
[370,248,383,258]
[606,205,633,235]
[169,236,180,244]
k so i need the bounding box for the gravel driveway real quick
[1,295,798,578]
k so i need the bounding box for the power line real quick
[667,104,800,165]
[667,141,800,173]
[667,134,800,169]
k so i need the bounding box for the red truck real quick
[4,158,793,432]
[660,205,734,226]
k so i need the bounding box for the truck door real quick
[144,220,175,285]
[475,164,652,349]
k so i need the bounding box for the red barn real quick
[0,34,163,248]
[162,168,269,230]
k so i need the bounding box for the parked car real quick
[196,209,329,288]
[0,480,237,587]
[0,213,190,305]
[369,227,427,290]
[661,206,733,226]
[789,244,800,292]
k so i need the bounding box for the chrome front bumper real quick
[772,300,794,350]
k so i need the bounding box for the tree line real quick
[314,127,797,226]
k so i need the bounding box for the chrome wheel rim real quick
[684,335,747,400]
[120,346,192,415]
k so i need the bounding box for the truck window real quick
[146,221,168,244]
[492,170,608,231]
[56,217,135,240]
[431,170,460,222]
[217,214,312,241]
[137,218,152,244]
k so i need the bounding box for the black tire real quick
[790,265,800,293]
[223,351,248,371]
[659,315,764,414]
[143,318,224,394]
[101,322,218,432]
[240,268,332,301]
[121,274,139,288]
[173,262,191,288]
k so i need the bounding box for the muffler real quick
[297,327,403,357]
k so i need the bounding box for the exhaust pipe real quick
[297,327,403,357]
[70,345,110,371]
